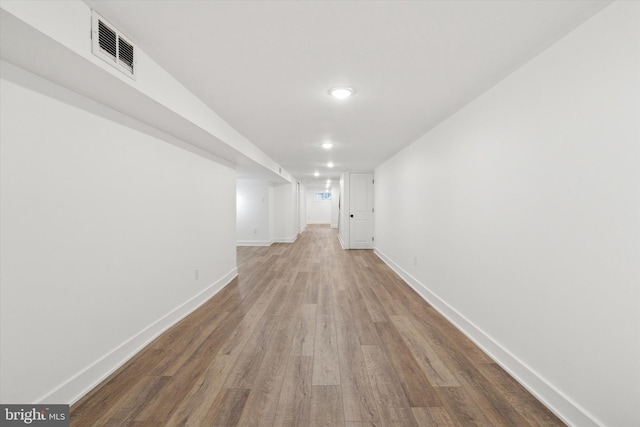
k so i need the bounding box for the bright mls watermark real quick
[1,405,68,426]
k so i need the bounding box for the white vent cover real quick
[91,11,136,79]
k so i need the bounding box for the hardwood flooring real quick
[71,225,564,426]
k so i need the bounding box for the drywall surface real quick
[306,189,332,224]
[0,66,237,404]
[298,182,307,234]
[237,180,271,245]
[330,185,340,229]
[374,3,639,426]
[272,183,298,242]
[0,0,292,182]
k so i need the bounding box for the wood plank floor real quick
[71,225,564,426]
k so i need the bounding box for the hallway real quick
[70,225,563,426]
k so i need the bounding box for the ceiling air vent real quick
[91,11,136,79]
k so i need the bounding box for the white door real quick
[349,173,374,249]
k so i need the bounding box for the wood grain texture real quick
[202,388,250,426]
[373,321,442,408]
[290,303,317,356]
[334,290,379,423]
[310,385,345,427]
[390,315,461,387]
[275,356,313,423]
[70,225,564,426]
[362,345,419,427]
[165,354,236,426]
[412,407,457,427]
[312,314,340,385]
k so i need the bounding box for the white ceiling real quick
[84,0,610,187]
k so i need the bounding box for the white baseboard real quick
[237,234,301,246]
[236,240,273,247]
[273,234,298,244]
[373,248,601,427]
[39,267,238,406]
[338,233,347,249]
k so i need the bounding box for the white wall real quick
[272,183,298,242]
[269,186,275,240]
[298,182,307,233]
[374,3,639,427]
[330,185,340,228]
[338,173,350,248]
[0,66,237,404]
[236,180,270,245]
[0,0,294,183]
[306,189,332,224]
[304,185,340,227]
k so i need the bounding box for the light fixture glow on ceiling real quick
[327,162,334,168]
[328,87,354,99]
[326,179,331,184]
[314,171,319,177]
[321,142,334,149]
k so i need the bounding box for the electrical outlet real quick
[253,228,257,234]
[414,256,418,266]
[195,269,199,280]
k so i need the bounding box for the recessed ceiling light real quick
[314,171,319,177]
[326,179,331,184]
[328,87,354,99]
[321,142,334,149]
[327,162,334,168]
